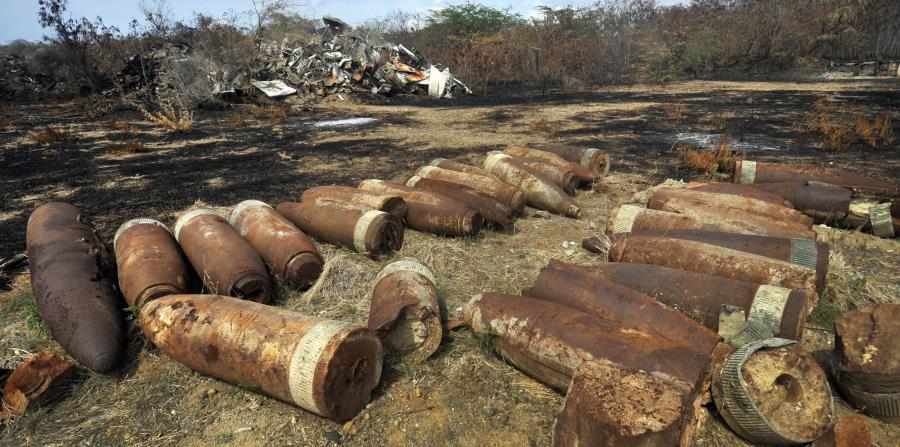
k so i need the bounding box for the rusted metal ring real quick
[727,286,791,347]
[739,161,757,185]
[174,208,227,242]
[612,205,642,234]
[288,320,350,415]
[406,175,422,188]
[229,199,272,228]
[580,149,598,169]
[114,218,170,251]
[353,210,387,253]
[835,376,900,419]
[869,202,895,238]
[375,259,436,289]
[429,158,446,167]
[484,152,511,174]
[789,239,818,270]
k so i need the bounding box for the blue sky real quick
[2,0,684,44]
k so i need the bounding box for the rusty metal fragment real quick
[735,160,898,196]
[368,260,442,364]
[811,415,871,447]
[175,208,273,303]
[483,152,581,218]
[358,179,483,237]
[833,304,900,423]
[26,202,125,373]
[533,144,611,180]
[406,175,515,227]
[649,187,815,228]
[276,200,403,258]
[300,186,408,220]
[504,146,594,184]
[140,294,383,422]
[1,351,75,420]
[229,200,323,289]
[712,339,833,445]
[114,218,190,307]
[742,181,852,223]
[416,165,526,214]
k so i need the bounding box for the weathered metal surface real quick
[868,202,895,238]
[114,218,190,307]
[358,179,483,237]
[276,200,403,259]
[744,181,852,222]
[687,182,792,207]
[368,260,441,364]
[300,186,409,220]
[26,202,125,373]
[229,200,323,289]
[811,415,871,447]
[607,205,716,234]
[508,156,579,195]
[406,176,515,227]
[628,229,829,294]
[712,339,833,445]
[140,294,383,422]
[416,165,526,214]
[833,304,900,423]
[174,208,273,303]
[1,351,75,420]
[649,187,815,227]
[533,144,611,179]
[504,146,594,184]
[483,152,581,218]
[609,234,819,304]
[735,160,899,196]
[588,262,809,341]
[429,158,502,182]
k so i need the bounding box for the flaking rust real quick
[114,218,190,307]
[508,156,579,195]
[358,179,483,237]
[140,294,383,422]
[482,152,581,218]
[174,208,273,303]
[26,202,125,373]
[276,199,403,258]
[649,187,814,227]
[429,158,503,182]
[1,351,75,420]
[718,181,852,223]
[504,146,594,184]
[300,186,409,220]
[416,165,526,214]
[533,143,611,180]
[406,175,516,227]
[229,200,323,289]
[368,259,442,364]
[687,182,793,207]
[735,160,898,196]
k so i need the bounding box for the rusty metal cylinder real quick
[649,187,814,227]
[429,158,502,182]
[174,208,273,302]
[358,179,483,237]
[735,160,899,196]
[406,175,515,227]
[276,200,403,259]
[732,181,851,223]
[229,200,323,289]
[368,260,442,364]
[629,229,829,294]
[26,202,125,373]
[140,294,383,422]
[510,156,579,195]
[114,218,190,308]
[606,204,792,237]
[483,152,581,218]
[300,186,408,220]
[609,234,819,303]
[687,182,793,207]
[416,165,526,214]
[504,146,594,184]
[534,144,611,179]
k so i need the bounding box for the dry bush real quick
[661,102,687,126]
[226,113,250,127]
[113,120,136,137]
[27,125,78,145]
[527,118,561,136]
[135,95,194,133]
[250,105,287,124]
[111,141,147,155]
[793,100,894,151]
[675,135,740,175]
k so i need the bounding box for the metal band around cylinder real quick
[789,239,818,269]
[406,175,422,188]
[429,158,446,167]
[483,152,511,174]
[869,202,895,238]
[612,205,642,233]
[287,320,349,415]
[739,161,757,185]
[726,286,791,347]
[353,210,386,254]
[114,218,170,250]
[375,259,436,288]
[580,148,598,169]
[229,199,271,227]
[717,338,815,445]
[174,208,226,242]
[837,380,900,419]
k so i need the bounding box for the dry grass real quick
[527,118,562,136]
[674,135,741,176]
[110,141,148,155]
[135,96,194,134]
[793,99,894,151]
[26,125,78,145]
[113,120,137,137]
[661,102,687,126]
[226,113,250,128]
[250,106,288,124]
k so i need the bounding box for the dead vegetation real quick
[26,125,77,145]
[674,135,741,176]
[135,95,194,133]
[527,118,562,136]
[661,102,687,126]
[793,99,894,151]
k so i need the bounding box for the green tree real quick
[426,2,523,36]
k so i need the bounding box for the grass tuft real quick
[27,125,77,145]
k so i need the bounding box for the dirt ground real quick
[0,80,899,446]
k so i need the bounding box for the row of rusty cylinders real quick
[19,143,609,422]
[468,160,898,445]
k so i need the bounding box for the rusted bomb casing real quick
[229,200,323,289]
[646,196,818,239]
[735,160,899,196]
[629,229,829,294]
[276,200,403,259]
[607,205,756,235]
[736,181,852,223]
[416,165,526,214]
[561,261,809,341]
[428,158,502,182]
[534,143,611,179]
[114,218,190,307]
[26,202,125,373]
[300,186,408,220]
[812,415,871,447]
[509,156,579,195]
[649,187,815,227]
[406,175,515,227]
[504,146,594,184]
[140,294,383,422]
[687,182,793,207]
[175,208,273,303]
[358,179,483,237]
[1,351,76,420]
[483,152,581,218]
[833,304,900,423]
[368,260,442,364]
[609,234,819,304]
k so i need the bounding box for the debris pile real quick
[0,55,56,101]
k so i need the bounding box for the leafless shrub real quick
[793,99,894,151]
[27,125,78,145]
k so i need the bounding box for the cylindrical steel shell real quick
[140,294,383,422]
[300,186,409,220]
[734,160,899,196]
[649,187,814,227]
[416,165,526,214]
[276,200,403,258]
[504,146,595,183]
[732,181,852,222]
[406,176,515,227]
[510,156,579,194]
[483,152,581,218]
[687,182,792,207]
[358,179,483,237]
[533,144,611,179]
[114,218,190,307]
[229,200,323,289]
[429,158,502,182]
[174,208,273,303]
[26,202,125,373]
